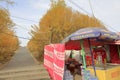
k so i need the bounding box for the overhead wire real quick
[0,4,50,38]
[10,16,52,43]
[1,31,31,40]
[88,0,98,27]
[88,0,119,32]
[103,24,119,32]
[0,13,48,42]
[88,0,95,17]
[15,24,30,31]
[0,18,50,42]
[11,15,39,23]
[0,1,38,23]
[0,1,50,43]
[67,0,119,32]
[67,0,90,15]
[1,31,49,42]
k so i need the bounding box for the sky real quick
[0,0,120,46]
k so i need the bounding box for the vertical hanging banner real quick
[44,44,65,80]
[44,45,54,79]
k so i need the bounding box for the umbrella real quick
[62,28,119,43]
[62,27,119,76]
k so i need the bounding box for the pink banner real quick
[44,44,65,80]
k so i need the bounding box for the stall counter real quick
[87,64,120,80]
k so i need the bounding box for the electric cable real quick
[88,0,119,32]
[1,31,50,43]
[68,0,119,32]
[88,0,95,17]
[15,24,30,31]
[67,0,90,15]
[11,15,38,23]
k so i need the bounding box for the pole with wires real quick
[88,0,95,17]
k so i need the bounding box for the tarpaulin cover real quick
[65,39,105,50]
[109,45,120,64]
[44,44,65,80]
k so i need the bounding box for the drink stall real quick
[87,44,120,80]
[44,28,120,80]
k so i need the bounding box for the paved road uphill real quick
[0,47,50,80]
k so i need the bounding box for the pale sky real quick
[0,0,120,46]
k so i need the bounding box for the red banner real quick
[44,44,65,80]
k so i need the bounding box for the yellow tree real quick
[0,8,14,31]
[0,8,19,65]
[27,0,105,63]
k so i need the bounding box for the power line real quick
[1,31,31,40]
[15,24,50,34]
[104,23,119,32]
[1,31,50,43]
[11,15,39,23]
[68,0,119,32]
[15,24,30,31]
[15,24,49,34]
[88,0,95,17]
[0,2,38,22]
[0,23,50,41]
[87,0,119,32]
[67,0,90,15]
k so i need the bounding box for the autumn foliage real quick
[27,0,105,63]
[0,8,19,66]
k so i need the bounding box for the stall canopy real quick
[62,27,120,51]
[62,27,119,43]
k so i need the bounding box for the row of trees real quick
[27,0,105,63]
[0,7,19,65]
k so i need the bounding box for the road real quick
[0,47,50,80]
[1,47,38,70]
